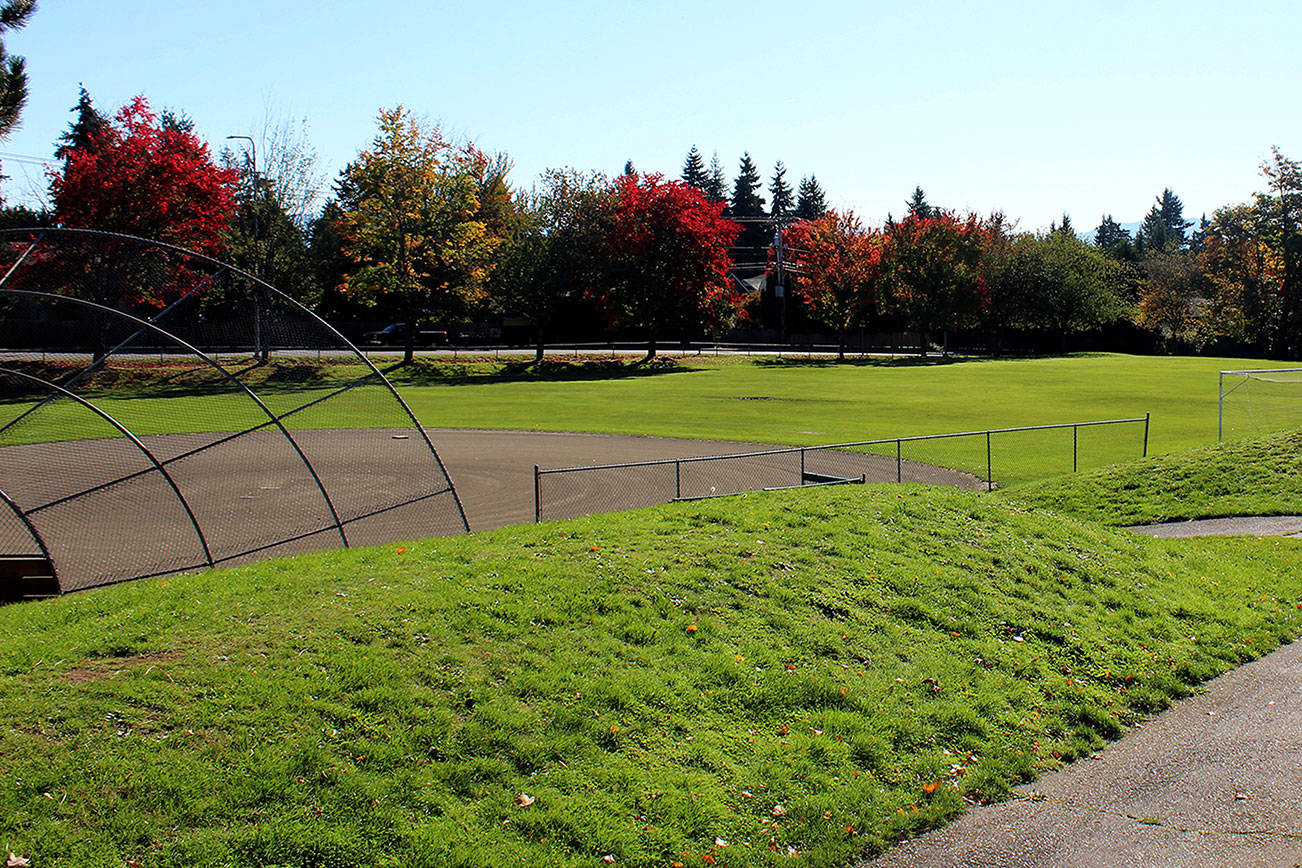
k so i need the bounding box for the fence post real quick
[896,439,902,483]
[1073,425,1078,473]
[986,431,993,492]
[1143,412,1150,457]
[534,465,541,522]
[800,447,806,484]
[675,460,682,499]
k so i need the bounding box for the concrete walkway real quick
[859,636,1302,867]
[1127,515,1302,539]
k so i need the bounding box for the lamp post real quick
[225,136,268,362]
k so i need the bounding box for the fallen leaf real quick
[772,803,788,816]
[513,793,536,807]
[6,855,30,868]
[602,856,616,864]
[715,837,729,847]
[395,546,407,554]
[923,780,941,794]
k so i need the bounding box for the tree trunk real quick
[918,331,928,357]
[534,333,545,365]
[644,332,657,362]
[837,328,846,362]
[403,320,416,366]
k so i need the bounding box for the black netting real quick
[0,228,468,593]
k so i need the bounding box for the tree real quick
[1029,231,1127,350]
[1093,214,1134,259]
[769,161,793,222]
[703,152,727,203]
[336,106,503,363]
[493,168,608,362]
[731,152,765,219]
[882,211,990,355]
[907,186,935,219]
[795,175,827,220]
[590,172,741,359]
[1139,188,1191,252]
[55,85,107,165]
[681,146,707,192]
[781,210,885,360]
[49,95,237,259]
[0,0,34,141]
[1136,251,1206,352]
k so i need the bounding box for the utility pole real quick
[773,224,787,343]
[226,135,269,363]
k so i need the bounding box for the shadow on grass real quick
[387,357,698,385]
[753,355,966,369]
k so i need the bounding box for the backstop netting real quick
[0,228,468,594]
[1219,368,1302,441]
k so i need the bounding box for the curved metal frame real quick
[0,367,215,577]
[0,227,470,532]
[0,486,56,573]
[0,226,472,592]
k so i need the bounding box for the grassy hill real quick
[1005,430,1302,526]
[1,482,1299,867]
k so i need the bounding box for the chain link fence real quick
[533,417,1150,523]
[0,228,468,598]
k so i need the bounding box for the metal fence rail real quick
[533,415,1150,523]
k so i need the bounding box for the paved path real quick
[1128,516,1302,539]
[859,636,1302,868]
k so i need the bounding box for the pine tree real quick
[769,161,793,221]
[795,175,827,220]
[1139,188,1191,252]
[731,152,766,219]
[55,85,108,163]
[1052,213,1075,237]
[703,152,727,204]
[907,186,934,219]
[681,146,707,191]
[622,159,636,177]
[0,0,36,141]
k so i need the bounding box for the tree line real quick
[5,84,1302,362]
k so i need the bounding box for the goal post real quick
[1219,368,1302,440]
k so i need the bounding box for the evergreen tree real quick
[768,161,793,221]
[681,145,707,191]
[1093,215,1130,249]
[55,85,107,164]
[703,152,727,204]
[622,159,636,176]
[1051,213,1075,237]
[0,0,35,141]
[161,108,195,135]
[730,152,765,219]
[1139,188,1191,252]
[795,174,827,220]
[907,186,934,219]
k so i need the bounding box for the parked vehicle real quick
[362,323,448,346]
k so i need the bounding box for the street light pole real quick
[225,136,268,362]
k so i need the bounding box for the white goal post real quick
[1219,368,1302,440]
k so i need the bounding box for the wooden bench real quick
[0,555,59,602]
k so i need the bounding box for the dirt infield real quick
[0,428,983,591]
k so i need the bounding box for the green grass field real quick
[4,353,1293,487]
[1,477,1300,867]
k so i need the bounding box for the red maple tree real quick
[591,173,742,359]
[49,96,237,257]
[782,210,885,360]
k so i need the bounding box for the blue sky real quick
[2,0,1298,231]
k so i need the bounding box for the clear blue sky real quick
[2,0,1298,231]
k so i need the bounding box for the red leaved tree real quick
[50,96,237,255]
[882,211,991,355]
[46,96,238,314]
[591,173,742,359]
[781,210,884,360]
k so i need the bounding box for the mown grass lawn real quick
[1,482,1299,867]
[3,353,1291,454]
[1005,430,1302,526]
